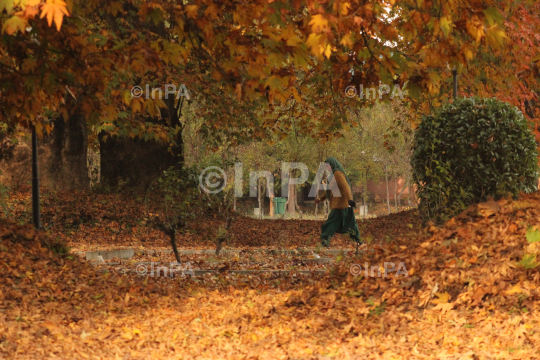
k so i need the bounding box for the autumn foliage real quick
[2,0,540,358]
[1,0,512,140]
[3,192,540,358]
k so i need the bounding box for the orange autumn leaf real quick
[40,0,70,31]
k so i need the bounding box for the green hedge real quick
[412,97,539,222]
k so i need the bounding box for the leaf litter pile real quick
[2,192,540,358]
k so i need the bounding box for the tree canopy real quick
[1,0,511,141]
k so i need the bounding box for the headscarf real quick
[324,157,350,199]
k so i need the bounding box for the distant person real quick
[315,157,361,247]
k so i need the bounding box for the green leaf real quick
[483,7,504,26]
[519,253,539,269]
[440,16,453,37]
[526,228,540,243]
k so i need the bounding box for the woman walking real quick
[315,157,361,247]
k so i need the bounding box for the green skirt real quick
[321,208,360,247]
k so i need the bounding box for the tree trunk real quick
[394,170,398,210]
[168,228,181,264]
[398,172,409,210]
[100,98,184,191]
[258,177,263,219]
[215,218,232,256]
[287,170,296,216]
[48,111,89,190]
[269,195,275,217]
[99,134,180,190]
[294,186,303,220]
[407,181,413,207]
[385,168,390,215]
[362,169,367,220]
[314,180,319,216]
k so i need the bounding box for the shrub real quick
[145,165,211,262]
[145,166,205,231]
[412,97,539,223]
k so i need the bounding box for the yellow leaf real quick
[485,26,506,48]
[309,14,328,33]
[340,33,354,47]
[324,44,332,58]
[291,87,304,105]
[145,99,156,118]
[462,45,474,61]
[2,16,26,35]
[40,0,70,31]
[131,98,142,113]
[475,27,485,43]
[306,33,323,56]
[340,2,351,16]
[293,48,310,70]
[0,0,15,15]
[505,285,523,295]
[431,292,451,304]
[123,90,132,105]
[282,25,303,46]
